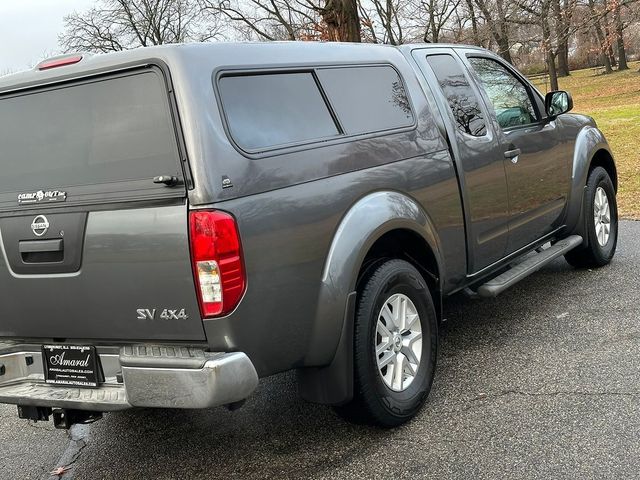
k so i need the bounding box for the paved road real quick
[2,221,639,480]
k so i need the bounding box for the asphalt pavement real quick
[1,221,639,480]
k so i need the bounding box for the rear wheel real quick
[335,259,438,427]
[565,166,618,268]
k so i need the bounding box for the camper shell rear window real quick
[0,67,184,207]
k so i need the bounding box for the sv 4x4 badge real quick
[136,308,189,321]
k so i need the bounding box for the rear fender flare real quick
[298,191,442,405]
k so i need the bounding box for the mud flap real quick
[297,291,357,406]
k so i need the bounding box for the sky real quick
[0,0,94,73]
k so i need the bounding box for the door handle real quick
[19,239,63,254]
[19,239,64,264]
[504,148,521,163]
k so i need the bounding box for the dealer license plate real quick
[42,345,99,387]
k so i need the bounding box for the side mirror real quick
[545,90,573,118]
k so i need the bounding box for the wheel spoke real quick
[404,330,422,348]
[392,353,405,391]
[376,339,393,356]
[380,303,396,329]
[391,295,402,329]
[405,312,419,331]
[603,205,610,224]
[404,358,417,376]
[399,296,408,331]
[402,331,422,363]
[382,361,394,387]
[401,344,420,366]
[376,319,393,355]
[377,319,392,339]
[378,351,395,369]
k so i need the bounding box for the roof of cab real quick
[0,41,485,93]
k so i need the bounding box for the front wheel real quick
[335,259,438,427]
[565,166,618,268]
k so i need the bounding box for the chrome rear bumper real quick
[0,344,258,411]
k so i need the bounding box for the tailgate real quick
[0,66,205,341]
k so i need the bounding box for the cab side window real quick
[426,54,487,137]
[468,57,538,129]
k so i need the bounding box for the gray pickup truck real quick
[0,42,617,429]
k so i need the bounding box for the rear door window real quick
[425,54,487,137]
[316,66,414,135]
[0,69,183,199]
[218,73,340,151]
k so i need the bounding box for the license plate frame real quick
[42,345,99,388]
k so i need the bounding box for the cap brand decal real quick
[18,190,67,205]
[31,215,50,237]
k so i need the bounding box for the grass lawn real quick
[531,62,640,219]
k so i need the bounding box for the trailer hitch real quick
[17,405,103,429]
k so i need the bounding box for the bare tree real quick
[463,0,481,44]
[207,0,320,41]
[418,0,462,43]
[587,0,614,72]
[516,0,560,88]
[473,0,517,64]
[553,0,577,76]
[358,0,406,44]
[612,0,629,69]
[207,0,360,41]
[60,0,220,53]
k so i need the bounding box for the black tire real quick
[565,166,618,268]
[334,259,438,428]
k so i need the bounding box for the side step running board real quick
[477,235,583,298]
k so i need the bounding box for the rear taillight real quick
[189,210,246,318]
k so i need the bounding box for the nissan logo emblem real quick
[31,215,50,237]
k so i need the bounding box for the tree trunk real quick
[604,23,617,67]
[496,35,513,64]
[322,0,361,42]
[541,9,559,90]
[553,0,570,77]
[465,0,480,45]
[608,47,617,68]
[562,0,573,73]
[614,1,629,70]
[588,0,613,73]
[556,39,570,76]
[547,51,559,91]
[428,2,439,43]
